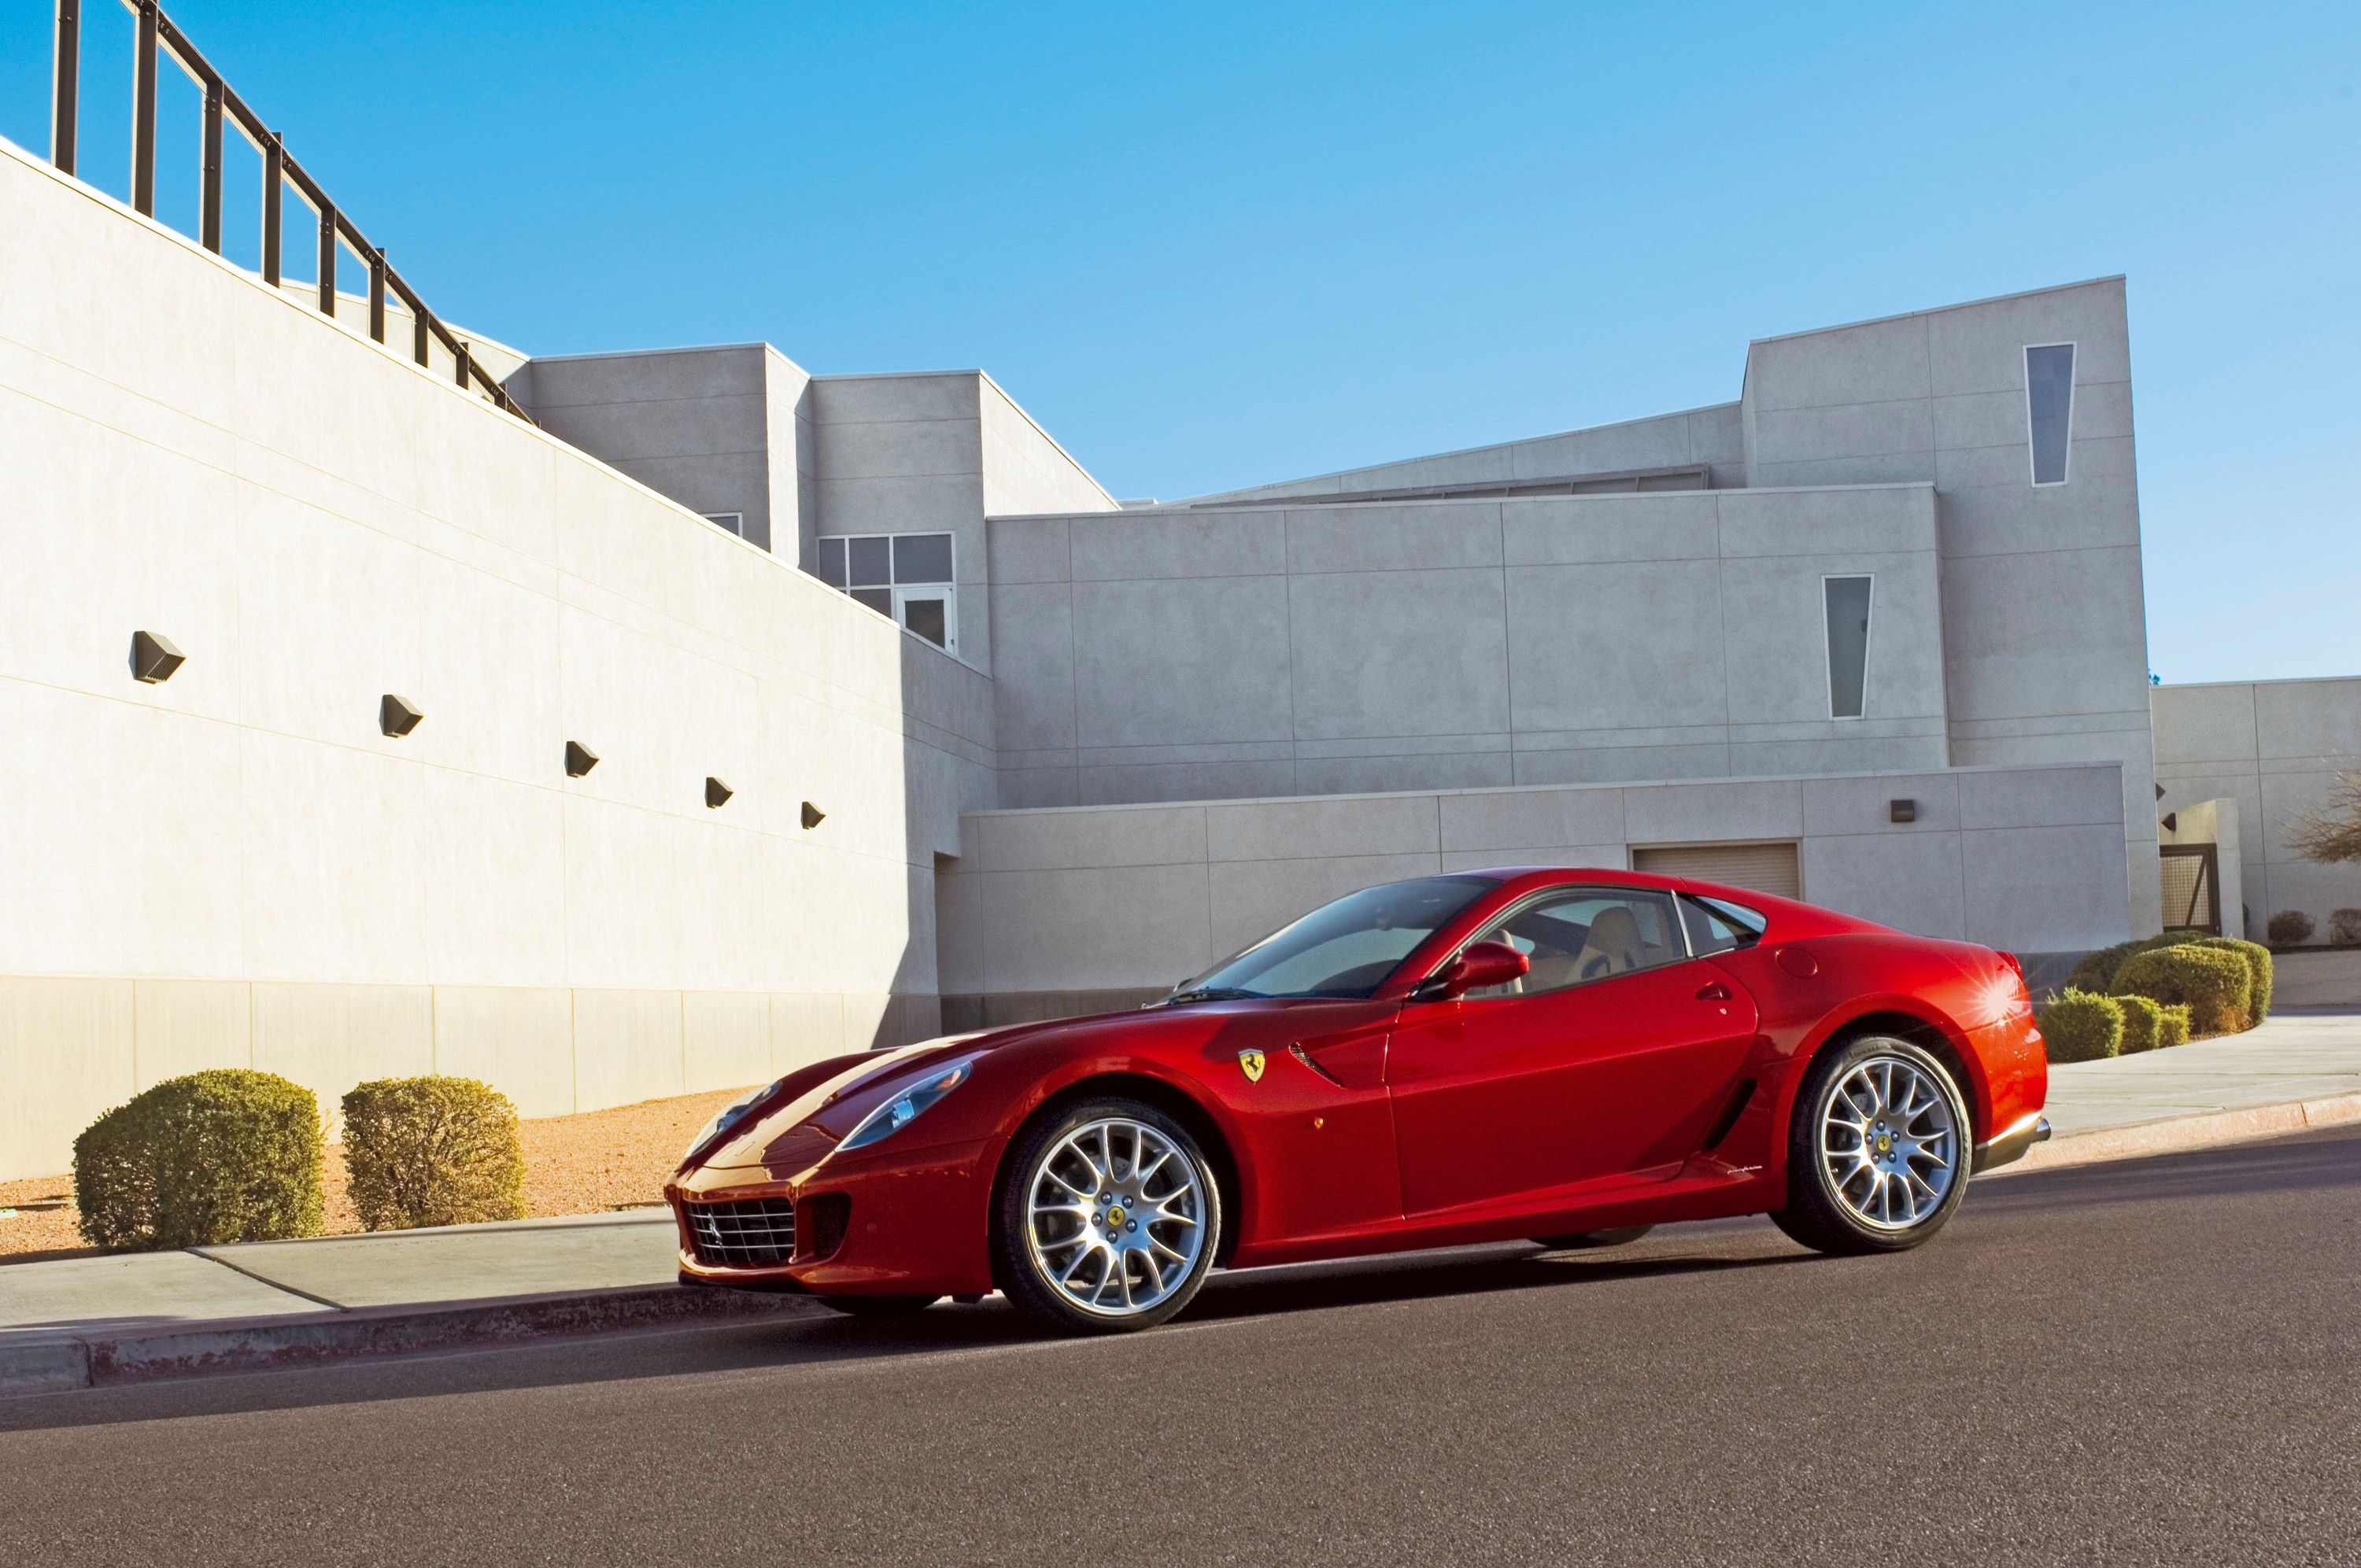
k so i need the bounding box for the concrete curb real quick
[0,1282,826,1399]
[1996,1091,2361,1176]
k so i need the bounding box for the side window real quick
[1465,887,1687,998]
[2025,343,2075,485]
[1823,574,1871,720]
[1679,894,1765,957]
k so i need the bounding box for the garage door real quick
[1631,842,1801,900]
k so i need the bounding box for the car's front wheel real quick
[1772,1035,1969,1256]
[994,1098,1221,1334]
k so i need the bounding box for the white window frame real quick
[703,511,745,537]
[1821,573,1874,721]
[2023,341,2077,488]
[890,582,958,657]
[815,531,959,656]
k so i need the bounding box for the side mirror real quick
[1418,940,1530,1001]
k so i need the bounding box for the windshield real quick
[1176,875,1498,1001]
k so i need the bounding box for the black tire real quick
[816,1294,939,1318]
[1772,1035,1971,1256]
[993,1097,1222,1334]
[1532,1226,1654,1250]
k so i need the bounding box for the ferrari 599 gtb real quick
[669,867,2049,1333]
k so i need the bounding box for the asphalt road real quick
[5,1129,2359,1568]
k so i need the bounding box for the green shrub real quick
[2115,992,2166,1054]
[2266,909,2315,946]
[2156,1003,2192,1050]
[2189,935,2272,1024]
[2332,908,2361,946]
[342,1076,525,1231]
[2112,944,2252,1037]
[74,1070,323,1251]
[2037,989,2123,1064]
[2064,934,2182,996]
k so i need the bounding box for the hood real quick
[689,996,1339,1171]
[692,1009,1122,1171]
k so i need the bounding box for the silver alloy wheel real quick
[1818,1054,1960,1230]
[1024,1116,1208,1318]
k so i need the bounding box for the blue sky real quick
[4,1,2355,684]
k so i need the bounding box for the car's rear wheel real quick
[816,1293,939,1318]
[1772,1035,1969,1256]
[994,1098,1221,1334]
[1532,1226,1653,1250]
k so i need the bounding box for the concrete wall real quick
[510,344,806,555]
[938,762,2132,1016]
[0,142,991,1178]
[1740,278,2161,935]
[796,371,1118,676]
[2153,678,2361,939]
[979,378,1117,519]
[988,484,1949,807]
[1189,403,1747,503]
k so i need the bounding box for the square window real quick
[847,536,892,588]
[850,586,893,617]
[892,533,954,585]
[815,537,847,588]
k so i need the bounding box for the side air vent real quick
[1701,1079,1757,1151]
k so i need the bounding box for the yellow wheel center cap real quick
[1875,1133,1893,1154]
[1105,1205,1127,1227]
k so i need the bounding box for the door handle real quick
[1695,981,1732,1002]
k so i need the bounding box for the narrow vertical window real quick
[2025,343,2075,485]
[1824,575,1872,719]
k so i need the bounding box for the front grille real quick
[684,1197,796,1267]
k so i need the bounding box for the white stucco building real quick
[3,128,2355,1178]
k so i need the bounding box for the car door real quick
[1385,884,1760,1217]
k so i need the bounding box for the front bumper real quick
[1971,1111,2052,1174]
[668,1135,999,1298]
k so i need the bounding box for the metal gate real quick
[2159,844,2219,935]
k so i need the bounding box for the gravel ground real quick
[0,1084,751,1264]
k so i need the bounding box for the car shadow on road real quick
[0,1231,1812,1433]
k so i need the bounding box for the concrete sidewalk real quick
[5,1003,2359,1396]
[2013,1006,2361,1171]
[0,1208,684,1334]
[0,1205,825,1395]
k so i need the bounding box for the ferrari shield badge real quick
[1236,1048,1265,1083]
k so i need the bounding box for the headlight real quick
[838,1057,976,1151]
[684,1080,779,1162]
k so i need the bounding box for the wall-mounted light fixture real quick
[800,801,826,830]
[706,777,733,808]
[131,630,185,684]
[380,694,423,737]
[1889,798,1916,824]
[2160,811,2178,833]
[565,740,600,778]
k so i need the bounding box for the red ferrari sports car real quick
[669,866,2049,1333]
